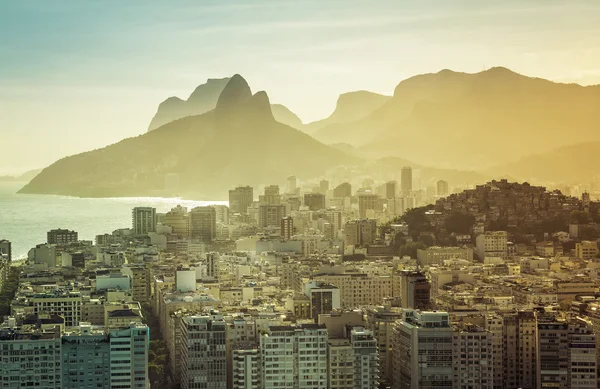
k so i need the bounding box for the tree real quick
[398,242,427,258]
[444,212,475,234]
[579,225,599,241]
[570,210,591,224]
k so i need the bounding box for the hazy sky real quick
[1,0,599,174]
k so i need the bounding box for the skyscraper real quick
[229,186,254,215]
[358,192,379,219]
[319,179,329,194]
[304,193,326,211]
[190,206,217,243]
[260,185,281,205]
[287,175,297,194]
[401,166,412,195]
[399,270,431,310]
[281,216,294,240]
[258,204,286,228]
[385,181,397,199]
[132,207,157,235]
[437,180,449,196]
[344,219,377,247]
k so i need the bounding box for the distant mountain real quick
[312,67,600,170]
[21,75,357,199]
[488,141,600,184]
[0,168,42,183]
[148,77,303,131]
[305,91,390,134]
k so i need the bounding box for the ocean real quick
[0,182,226,259]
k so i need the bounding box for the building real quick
[128,266,151,303]
[258,205,286,228]
[536,315,568,389]
[304,193,326,211]
[47,228,78,245]
[231,346,260,389]
[229,186,254,214]
[287,175,297,194]
[401,166,412,195]
[132,207,157,235]
[320,180,329,194]
[0,239,11,261]
[365,307,403,384]
[393,310,453,389]
[452,323,494,389]
[385,181,397,199]
[358,192,379,219]
[399,270,431,310]
[344,219,377,247]
[260,185,281,205]
[281,216,294,240]
[164,205,189,237]
[314,271,392,308]
[575,240,599,259]
[260,324,328,389]
[333,182,352,198]
[350,327,380,389]
[180,313,227,389]
[304,281,341,320]
[437,180,449,196]
[475,231,508,260]
[416,246,473,266]
[190,206,217,243]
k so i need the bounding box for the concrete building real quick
[393,310,453,389]
[132,207,157,235]
[568,317,597,389]
[350,327,380,389]
[229,186,254,214]
[385,181,397,199]
[260,185,281,205]
[260,324,328,389]
[281,216,293,240]
[575,240,599,259]
[304,193,326,211]
[180,313,227,389]
[365,306,403,384]
[399,270,431,310]
[231,346,260,389]
[401,166,412,195]
[314,271,392,308]
[287,175,297,194]
[358,192,379,219]
[258,204,286,228]
[452,324,494,389]
[437,180,449,196]
[0,239,11,261]
[476,231,508,260]
[164,205,189,237]
[190,206,217,243]
[304,281,341,320]
[536,315,568,389]
[344,219,377,247]
[416,246,473,266]
[47,228,78,245]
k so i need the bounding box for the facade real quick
[260,185,281,205]
[358,192,379,219]
[132,207,157,235]
[229,186,254,215]
[575,240,599,259]
[304,193,326,211]
[231,346,260,389]
[568,318,597,389]
[260,324,328,389]
[344,219,377,247]
[536,316,568,389]
[393,310,453,389]
[452,324,494,389]
[180,313,227,389]
[0,239,11,260]
[258,205,286,228]
[47,229,78,245]
[475,231,508,260]
[365,307,403,383]
[350,327,379,389]
[280,216,293,240]
[416,246,473,266]
[399,270,431,310]
[164,205,189,237]
[304,281,341,320]
[190,206,217,243]
[314,272,392,308]
[385,181,397,199]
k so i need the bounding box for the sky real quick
[1,0,599,174]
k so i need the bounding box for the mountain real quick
[305,91,390,134]
[487,141,600,184]
[312,67,600,170]
[0,169,42,183]
[148,77,303,131]
[20,75,357,199]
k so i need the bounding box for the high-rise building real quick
[231,346,260,389]
[260,185,281,205]
[365,306,403,384]
[258,205,286,228]
[437,180,449,196]
[304,193,326,211]
[344,219,377,247]
[229,186,254,214]
[452,323,494,389]
[180,313,227,389]
[287,175,297,194]
[385,181,397,199]
[47,228,78,245]
[333,182,352,198]
[281,216,294,240]
[211,204,230,225]
[393,310,453,389]
[304,281,341,321]
[401,166,412,195]
[0,239,12,261]
[399,270,431,310]
[536,314,568,389]
[350,327,380,389]
[206,252,219,279]
[358,192,379,219]
[127,266,151,303]
[568,317,597,389]
[132,207,157,235]
[190,206,217,243]
[502,311,537,389]
[260,324,328,389]
[164,205,189,237]
[319,179,329,194]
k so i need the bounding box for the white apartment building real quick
[475,231,508,260]
[417,246,473,266]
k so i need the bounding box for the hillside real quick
[312,67,600,170]
[305,91,390,134]
[20,75,357,199]
[148,77,303,131]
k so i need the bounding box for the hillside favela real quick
[2,2,600,389]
